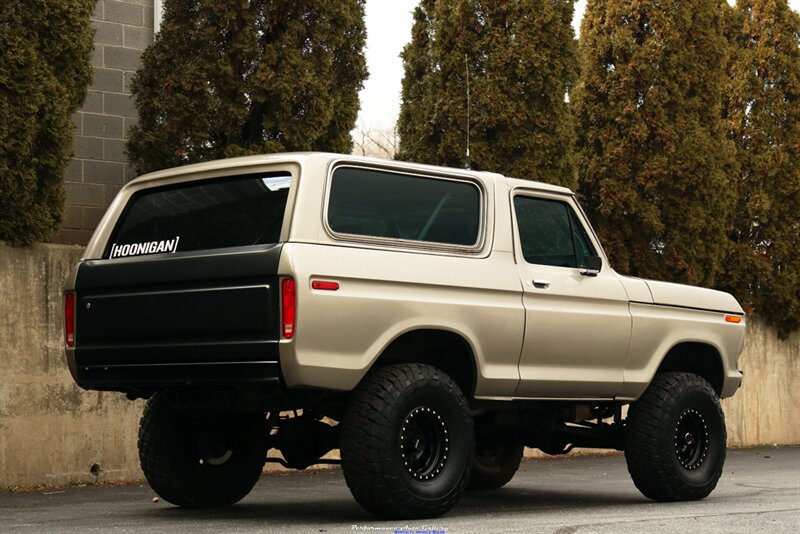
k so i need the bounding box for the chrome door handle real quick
[531,279,551,289]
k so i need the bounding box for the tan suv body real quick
[64,152,745,519]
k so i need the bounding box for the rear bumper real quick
[66,343,282,391]
[71,362,281,390]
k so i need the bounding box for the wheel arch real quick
[655,341,725,396]
[373,328,478,398]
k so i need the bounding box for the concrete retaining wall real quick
[1,243,797,486]
[721,317,800,446]
[0,243,144,487]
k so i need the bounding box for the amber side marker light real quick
[65,292,75,347]
[725,315,742,324]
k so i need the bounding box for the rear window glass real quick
[106,173,290,259]
[327,167,481,247]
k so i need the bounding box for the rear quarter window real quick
[106,173,291,259]
[327,167,482,247]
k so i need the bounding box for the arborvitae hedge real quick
[574,0,736,287]
[723,0,800,337]
[128,0,368,174]
[397,0,578,188]
[0,0,94,245]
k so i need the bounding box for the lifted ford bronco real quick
[64,153,744,518]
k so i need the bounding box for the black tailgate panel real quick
[73,244,283,387]
[79,285,274,347]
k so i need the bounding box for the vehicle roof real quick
[128,152,573,195]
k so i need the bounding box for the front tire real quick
[625,372,727,501]
[138,393,268,508]
[340,363,474,519]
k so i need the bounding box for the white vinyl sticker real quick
[109,236,181,259]
[262,174,292,191]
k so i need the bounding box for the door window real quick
[513,196,596,268]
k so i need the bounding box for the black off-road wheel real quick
[625,372,727,502]
[138,393,269,508]
[340,363,474,519]
[468,433,524,490]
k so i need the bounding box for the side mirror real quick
[581,255,602,276]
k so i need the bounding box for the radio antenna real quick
[465,54,471,170]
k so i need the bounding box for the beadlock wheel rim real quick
[674,408,709,470]
[399,406,449,481]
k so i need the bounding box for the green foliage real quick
[128,0,367,174]
[0,0,94,245]
[397,0,578,188]
[723,0,800,337]
[574,0,737,287]
[397,0,439,167]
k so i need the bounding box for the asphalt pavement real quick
[1,446,798,534]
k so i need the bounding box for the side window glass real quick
[568,209,595,267]
[328,167,481,247]
[513,196,596,268]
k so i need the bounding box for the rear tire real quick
[138,393,268,508]
[468,434,524,490]
[340,363,474,519]
[625,372,726,501]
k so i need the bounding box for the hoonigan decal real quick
[109,237,180,258]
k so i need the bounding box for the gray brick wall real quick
[54,0,154,245]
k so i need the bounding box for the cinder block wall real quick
[1,242,798,486]
[54,1,155,245]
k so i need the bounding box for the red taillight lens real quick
[65,292,75,347]
[281,278,296,339]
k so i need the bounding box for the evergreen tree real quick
[0,0,94,245]
[397,0,578,188]
[723,0,800,337]
[396,0,440,165]
[573,0,736,287]
[128,0,367,174]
